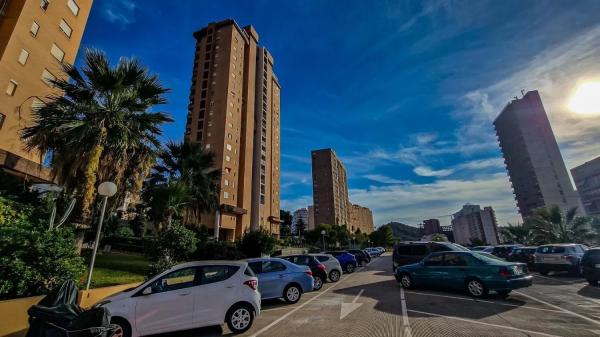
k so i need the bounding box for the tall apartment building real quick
[0,0,92,181]
[307,205,315,230]
[185,19,281,241]
[571,156,600,217]
[451,204,499,245]
[349,204,374,234]
[422,218,441,235]
[311,148,350,227]
[291,207,308,235]
[494,90,582,218]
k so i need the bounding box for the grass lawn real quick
[82,251,149,289]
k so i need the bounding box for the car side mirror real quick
[142,287,152,296]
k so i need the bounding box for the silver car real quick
[534,244,587,275]
[311,253,343,282]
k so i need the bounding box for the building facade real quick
[422,218,441,235]
[311,148,350,226]
[451,204,499,245]
[291,207,308,235]
[307,205,315,231]
[184,19,281,240]
[0,0,92,181]
[571,156,600,217]
[494,90,582,218]
[349,203,374,234]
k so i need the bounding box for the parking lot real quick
[160,254,600,337]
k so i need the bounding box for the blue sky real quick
[80,0,600,227]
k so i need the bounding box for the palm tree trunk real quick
[80,143,105,224]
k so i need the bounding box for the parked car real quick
[365,247,382,257]
[311,253,343,282]
[375,247,386,253]
[392,241,470,272]
[246,257,313,303]
[98,261,260,336]
[280,255,327,290]
[395,251,532,297]
[326,251,359,273]
[347,249,371,266]
[470,246,492,251]
[535,244,587,275]
[581,248,600,286]
[491,244,523,259]
[507,246,537,267]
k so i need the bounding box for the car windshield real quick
[537,246,567,254]
[471,252,505,264]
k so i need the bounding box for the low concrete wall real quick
[0,282,140,337]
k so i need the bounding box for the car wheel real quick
[399,273,413,289]
[329,270,341,282]
[466,278,488,298]
[497,290,511,298]
[111,318,131,337]
[313,275,324,290]
[539,269,549,276]
[346,264,355,273]
[226,303,254,334]
[284,284,302,303]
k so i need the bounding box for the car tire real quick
[283,284,302,303]
[329,270,341,282]
[346,264,355,273]
[399,273,414,289]
[465,278,488,298]
[111,317,132,337]
[313,275,324,290]
[226,303,254,334]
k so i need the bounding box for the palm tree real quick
[527,205,591,244]
[145,180,190,229]
[499,223,534,245]
[21,49,172,226]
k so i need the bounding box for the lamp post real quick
[85,182,117,291]
[321,230,326,252]
[352,235,356,249]
[368,239,371,248]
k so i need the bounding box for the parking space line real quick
[515,291,600,327]
[399,287,413,337]
[533,274,586,284]
[405,291,563,313]
[250,267,364,337]
[406,309,562,337]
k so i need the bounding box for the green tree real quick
[237,230,277,258]
[527,206,592,244]
[145,180,191,229]
[279,210,292,237]
[144,222,197,263]
[296,218,306,238]
[499,223,534,245]
[369,224,395,247]
[21,49,172,227]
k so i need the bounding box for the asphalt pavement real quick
[159,254,600,337]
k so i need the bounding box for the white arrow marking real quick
[340,289,364,320]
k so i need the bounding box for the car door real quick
[134,266,198,335]
[412,254,444,286]
[194,265,241,326]
[441,253,470,290]
[261,260,288,299]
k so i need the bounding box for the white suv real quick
[97,261,260,336]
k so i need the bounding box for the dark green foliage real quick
[384,222,421,241]
[369,224,395,247]
[146,258,176,279]
[194,241,245,260]
[236,230,277,258]
[144,223,197,262]
[526,205,593,244]
[279,210,292,237]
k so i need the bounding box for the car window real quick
[244,266,256,277]
[396,245,411,255]
[537,246,566,254]
[513,249,522,255]
[411,245,427,256]
[150,267,197,294]
[263,261,286,273]
[444,253,468,266]
[585,250,600,258]
[199,265,239,285]
[317,256,329,262]
[472,252,504,264]
[424,254,443,266]
[248,261,262,274]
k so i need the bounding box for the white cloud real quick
[280,195,313,212]
[457,158,504,170]
[413,166,454,177]
[363,174,410,185]
[415,132,438,145]
[103,0,136,25]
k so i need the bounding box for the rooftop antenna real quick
[521,89,525,97]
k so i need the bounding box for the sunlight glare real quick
[568,82,600,115]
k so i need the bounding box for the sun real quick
[568,82,600,115]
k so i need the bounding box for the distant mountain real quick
[384,222,421,241]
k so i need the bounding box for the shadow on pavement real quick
[578,284,600,299]
[532,273,585,286]
[151,325,234,337]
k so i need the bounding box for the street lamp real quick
[352,235,356,248]
[85,182,117,290]
[321,230,326,252]
[368,239,371,248]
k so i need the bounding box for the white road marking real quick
[515,291,600,327]
[250,266,364,336]
[407,309,563,337]
[533,274,585,284]
[405,290,563,313]
[400,287,413,337]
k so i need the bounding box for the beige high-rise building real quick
[349,203,374,234]
[185,19,281,241]
[0,0,92,181]
[311,148,350,227]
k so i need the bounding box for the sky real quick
[80,0,600,227]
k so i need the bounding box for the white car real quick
[97,261,260,336]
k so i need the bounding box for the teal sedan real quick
[395,251,532,297]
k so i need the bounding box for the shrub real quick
[237,230,277,258]
[146,257,176,279]
[114,226,135,238]
[144,223,197,262]
[193,240,245,260]
[0,222,85,299]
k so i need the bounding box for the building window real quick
[18,49,29,65]
[30,21,40,37]
[224,179,229,186]
[223,191,229,199]
[226,144,232,151]
[0,113,5,129]
[67,0,80,16]
[205,144,211,149]
[6,80,17,96]
[40,0,49,11]
[225,155,231,162]
[51,44,65,62]
[59,19,73,38]
[41,69,56,86]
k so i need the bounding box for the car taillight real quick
[317,263,326,271]
[561,255,574,260]
[499,267,511,278]
[305,270,313,276]
[244,279,257,291]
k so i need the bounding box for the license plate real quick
[512,266,523,275]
